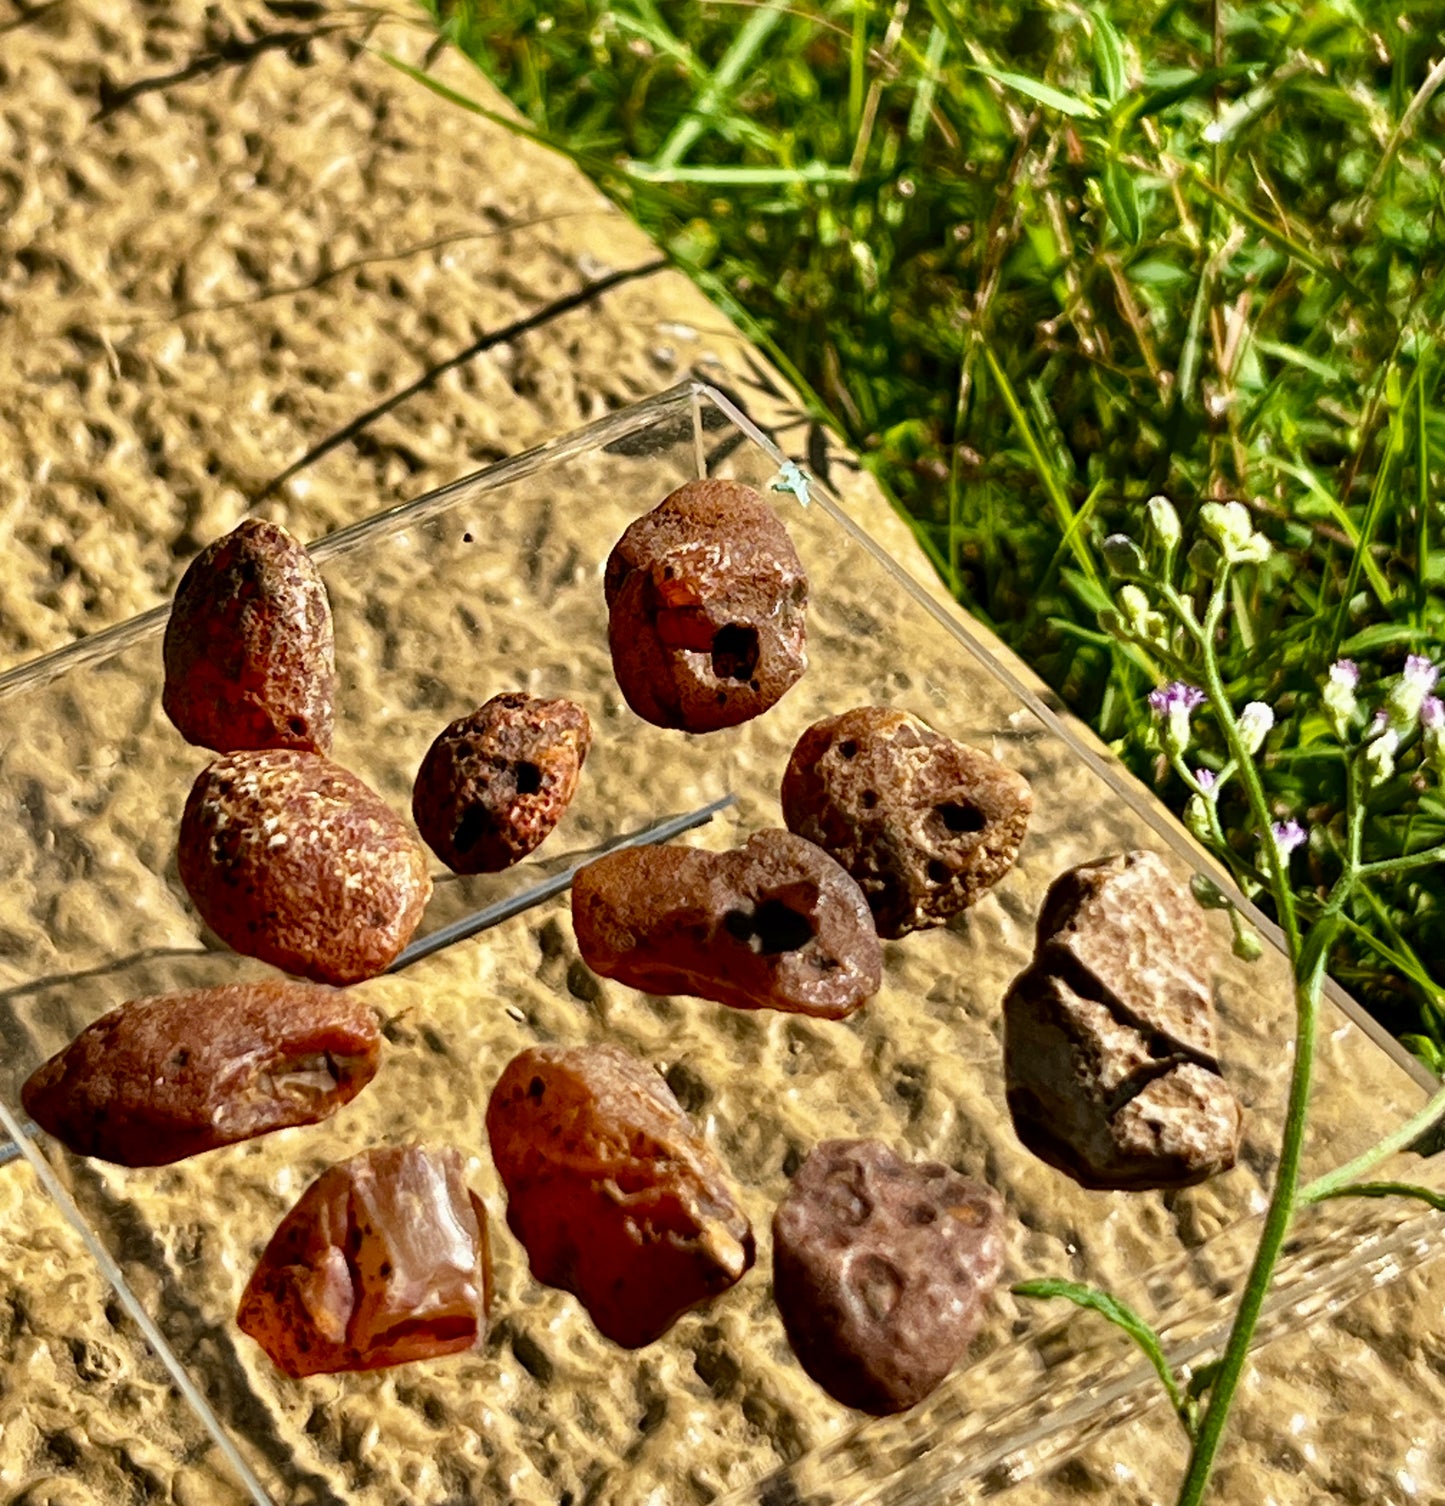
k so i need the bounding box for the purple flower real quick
[1386,658,1439,732]
[1270,820,1307,858]
[1422,696,1445,732]
[1148,682,1205,718]
[1404,655,1439,691]
[1328,659,1359,690]
[1195,767,1217,794]
[1149,681,1206,757]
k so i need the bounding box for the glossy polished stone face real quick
[487,1043,754,1349]
[237,1145,491,1378]
[20,982,380,1167]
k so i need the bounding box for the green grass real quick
[413,0,1445,1057]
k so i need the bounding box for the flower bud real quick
[1200,500,1271,565]
[1103,533,1149,581]
[1146,495,1181,552]
[1237,701,1274,756]
[1322,659,1359,740]
[1148,681,1206,758]
[1421,696,1445,775]
[1363,727,1399,787]
[1232,924,1264,963]
[1184,794,1213,843]
[1116,584,1166,644]
[1188,538,1222,579]
[1384,655,1439,733]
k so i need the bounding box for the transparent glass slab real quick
[0,381,1439,1505]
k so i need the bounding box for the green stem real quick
[1174,924,1333,1505]
[1355,843,1445,879]
[1298,1082,1445,1206]
[1173,564,1316,1504]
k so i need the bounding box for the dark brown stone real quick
[1003,850,1242,1191]
[604,479,808,732]
[772,1139,1006,1415]
[411,692,592,873]
[486,1043,754,1348]
[780,706,1033,939]
[178,749,432,985]
[163,518,335,755]
[237,1145,491,1377]
[20,982,380,1167]
[571,829,882,1020]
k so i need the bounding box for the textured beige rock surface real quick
[2,3,1443,1505]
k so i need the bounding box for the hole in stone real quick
[851,1253,905,1322]
[906,1204,938,1225]
[927,859,951,885]
[838,740,859,759]
[528,1076,545,1099]
[860,789,878,809]
[723,899,815,955]
[935,801,986,834]
[288,716,307,736]
[515,761,542,795]
[711,623,760,681]
[453,805,491,853]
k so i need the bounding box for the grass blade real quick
[1013,1278,1189,1431]
[653,0,791,170]
[967,62,1099,119]
[979,339,1101,589]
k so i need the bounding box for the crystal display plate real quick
[0,382,1440,1505]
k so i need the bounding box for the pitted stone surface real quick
[781,706,1032,938]
[572,830,883,1019]
[605,480,809,732]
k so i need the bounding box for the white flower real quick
[1322,658,1360,740]
[1201,500,1272,565]
[1237,701,1274,756]
[1146,495,1181,552]
[1364,727,1399,787]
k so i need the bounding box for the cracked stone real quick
[1003,850,1243,1191]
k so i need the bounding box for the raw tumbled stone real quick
[772,1138,1006,1414]
[571,829,882,1019]
[487,1042,754,1348]
[412,692,592,873]
[780,707,1032,938]
[237,1145,491,1377]
[163,519,336,755]
[1003,850,1242,1191]
[21,982,380,1167]
[604,480,808,732]
[178,749,432,984]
